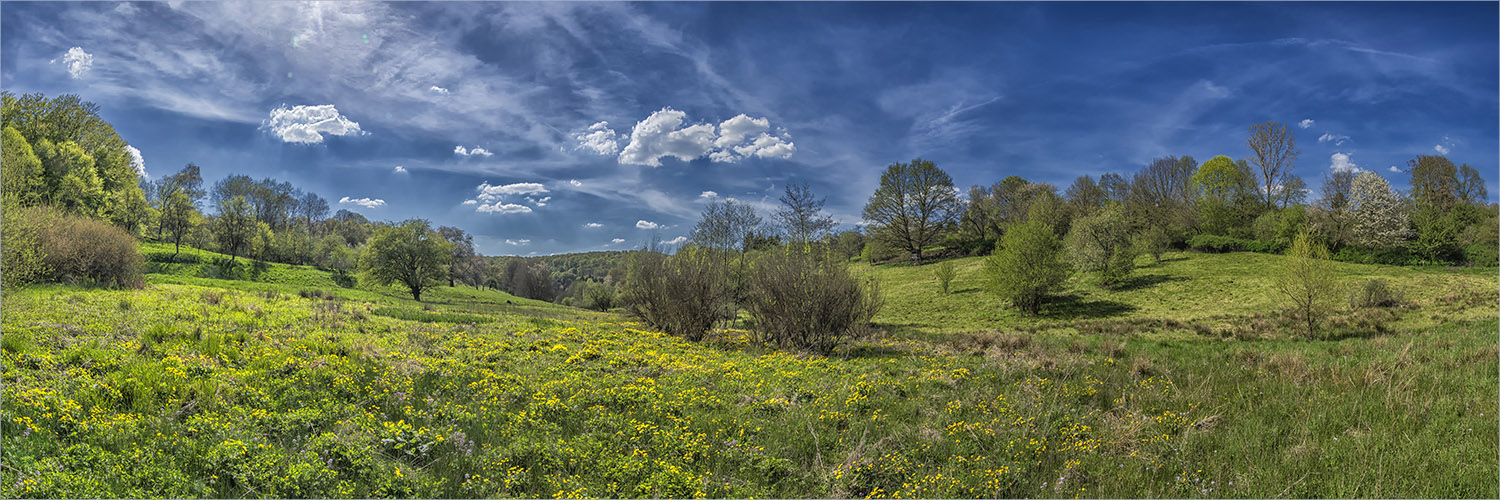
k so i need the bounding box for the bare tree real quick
[1247,121,1299,210]
[862,158,961,264]
[773,182,836,244]
[1458,164,1488,205]
[691,199,763,252]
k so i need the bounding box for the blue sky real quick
[4,1,1496,256]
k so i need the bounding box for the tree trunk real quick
[410,286,422,302]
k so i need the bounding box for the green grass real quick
[2,246,1495,498]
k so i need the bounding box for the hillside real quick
[2,250,1496,497]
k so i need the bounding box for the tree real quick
[1126,155,1196,234]
[1349,171,1409,250]
[1132,224,1171,264]
[438,226,476,287]
[158,186,200,258]
[773,182,836,244]
[692,199,764,252]
[165,163,206,208]
[1098,172,1129,203]
[1064,175,1106,217]
[360,219,453,301]
[933,260,957,294]
[862,158,961,264]
[1408,155,1459,212]
[830,230,866,261]
[985,218,1069,314]
[1,126,45,205]
[1315,170,1357,249]
[1191,155,1252,235]
[1246,121,1299,211]
[213,195,255,263]
[1066,204,1135,287]
[1457,164,1488,205]
[298,191,330,228]
[1274,229,1339,337]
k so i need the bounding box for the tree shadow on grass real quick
[1042,294,1137,320]
[1110,273,1187,292]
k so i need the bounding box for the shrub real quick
[1132,225,1171,264]
[1350,279,1403,309]
[1066,204,1134,288]
[619,247,725,341]
[34,207,143,287]
[1243,238,1288,254]
[580,281,617,311]
[1,201,49,288]
[1186,234,1248,253]
[743,247,882,353]
[985,219,1069,315]
[1273,229,1340,337]
[932,260,957,294]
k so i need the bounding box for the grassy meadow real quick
[2,243,1496,498]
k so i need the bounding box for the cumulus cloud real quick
[661,236,688,245]
[338,196,385,208]
[454,145,493,157]
[265,104,364,143]
[724,132,796,162]
[636,220,658,229]
[619,108,717,166]
[569,179,582,187]
[574,121,621,156]
[714,114,769,148]
[475,182,547,202]
[462,199,477,205]
[1317,133,1349,146]
[475,202,531,214]
[1299,119,1314,129]
[124,145,146,178]
[1388,166,1401,173]
[699,190,718,199]
[54,47,93,79]
[611,238,626,244]
[429,85,449,94]
[584,222,603,228]
[1329,152,1360,173]
[393,165,407,173]
[1434,144,1450,155]
[505,239,531,246]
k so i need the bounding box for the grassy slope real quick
[2,246,1496,498]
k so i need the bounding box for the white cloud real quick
[699,190,718,199]
[475,181,547,202]
[1299,119,1314,129]
[462,199,477,205]
[54,47,93,79]
[569,179,582,187]
[338,196,385,208]
[636,220,658,229]
[726,132,796,161]
[265,104,363,143]
[124,145,146,178]
[454,145,493,157]
[574,121,621,156]
[1317,133,1349,146]
[611,238,626,244]
[429,85,449,94]
[1329,152,1361,173]
[661,236,688,245]
[475,202,531,214]
[619,108,717,166]
[584,222,603,228]
[714,114,769,148]
[1434,144,1450,155]
[393,165,407,173]
[505,239,531,246]
[1388,166,1401,173]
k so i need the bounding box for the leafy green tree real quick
[1132,224,1171,264]
[1066,204,1135,287]
[985,219,1069,314]
[1191,155,1253,236]
[1274,229,1339,337]
[1408,155,1459,212]
[158,186,200,258]
[863,158,961,264]
[213,195,256,263]
[1,126,44,205]
[1064,175,1107,218]
[360,219,454,301]
[933,260,957,294]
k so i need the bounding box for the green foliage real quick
[1274,229,1340,337]
[862,158,961,263]
[1186,234,1248,253]
[1,126,45,205]
[1,201,49,288]
[213,195,255,262]
[1350,278,1403,309]
[932,260,957,294]
[743,247,882,353]
[578,281,617,311]
[1065,204,1134,288]
[1411,207,1464,264]
[359,219,453,302]
[1132,225,1171,264]
[985,219,1069,314]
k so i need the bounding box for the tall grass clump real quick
[620,247,725,341]
[32,205,143,287]
[744,247,882,353]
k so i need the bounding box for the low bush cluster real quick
[743,248,882,353]
[619,248,725,342]
[27,205,144,288]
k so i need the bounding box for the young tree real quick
[158,186,200,258]
[1191,155,1252,235]
[359,219,454,301]
[985,219,1069,314]
[1315,170,1357,249]
[1132,224,1171,264]
[213,195,255,263]
[692,199,763,252]
[1349,171,1410,250]
[1066,204,1135,287]
[438,226,476,287]
[1247,121,1299,211]
[773,182,836,244]
[1274,229,1339,337]
[862,158,961,264]
[933,260,957,295]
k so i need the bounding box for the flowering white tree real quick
[1349,171,1410,249]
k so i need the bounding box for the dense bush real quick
[1350,279,1403,309]
[619,248,725,341]
[1243,238,1288,254]
[1132,225,1171,264]
[743,247,882,353]
[579,280,617,311]
[1330,246,1423,266]
[33,206,144,287]
[1,201,49,288]
[985,220,1069,315]
[1186,234,1249,253]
